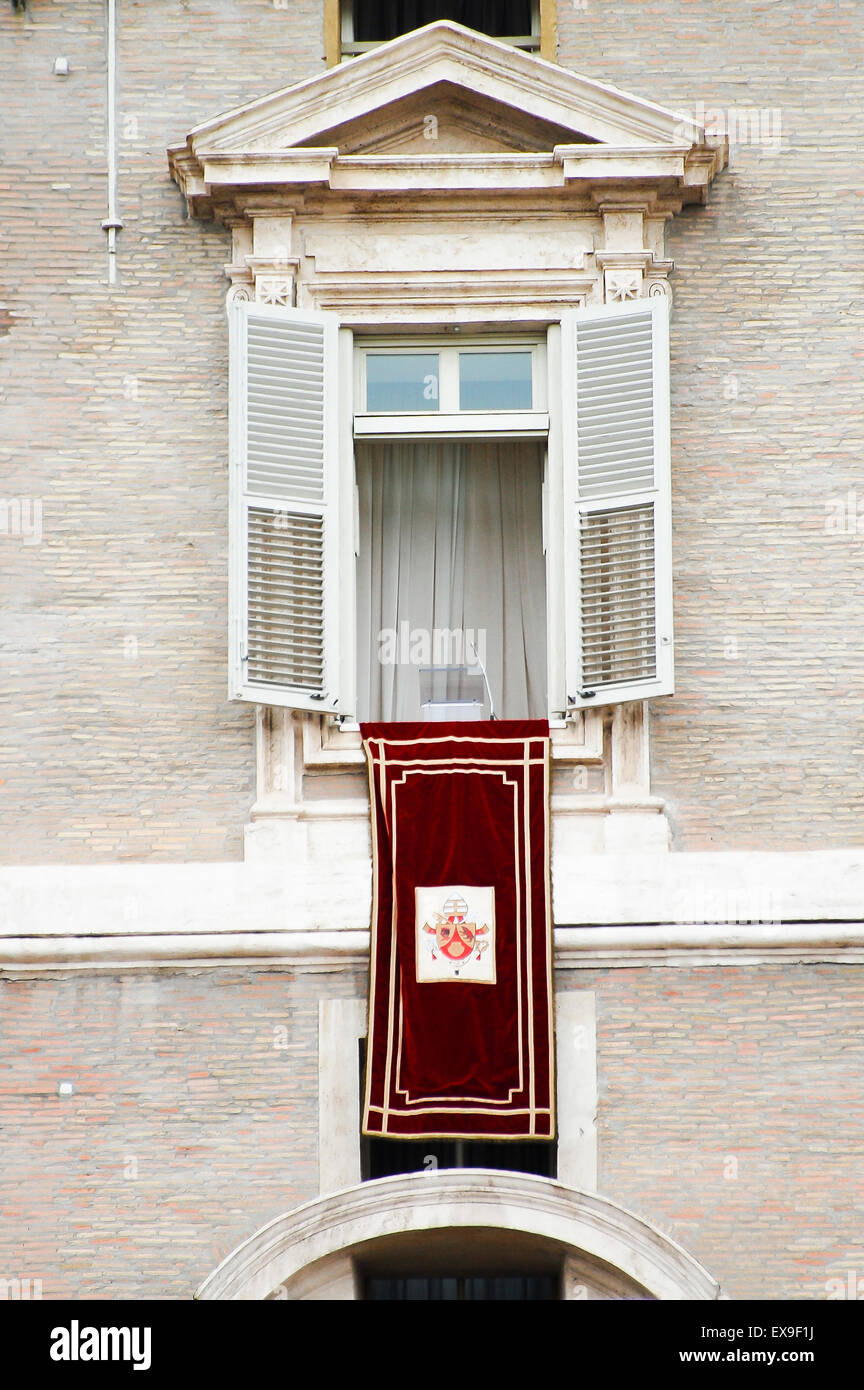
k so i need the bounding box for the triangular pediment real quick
[181,21,705,157]
[293,82,599,157]
[169,22,726,215]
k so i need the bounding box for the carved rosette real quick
[256,277,294,307]
[604,272,642,303]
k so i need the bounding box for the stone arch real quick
[195,1172,720,1300]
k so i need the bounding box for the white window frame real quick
[353,334,548,439]
[339,0,542,59]
[347,328,556,729]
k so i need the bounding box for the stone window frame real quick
[168,20,725,853]
[317,993,598,1196]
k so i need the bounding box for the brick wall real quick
[561,964,864,1301]
[2,1,863,858]
[0,1,327,864]
[0,964,366,1300]
[1,962,859,1299]
[555,1,864,850]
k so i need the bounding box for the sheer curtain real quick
[356,439,547,722]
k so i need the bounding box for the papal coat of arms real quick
[414,886,496,984]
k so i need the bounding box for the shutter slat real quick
[246,506,326,691]
[579,500,657,686]
[245,311,327,504]
[576,312,657,501]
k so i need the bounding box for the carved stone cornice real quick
[176,147,723,216]
[168,22,726,220]
[177,22,708,156]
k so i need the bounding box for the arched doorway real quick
[195,1172,720,1300]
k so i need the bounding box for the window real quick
[354,337,546,434]
[227,297,674,722]
[337,1,541,59]
[362,1135,557,1181]
[351,336,550,718]
[363,1273,558,1300]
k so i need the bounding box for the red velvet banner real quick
[361,721,554,1140]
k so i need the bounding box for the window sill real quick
[354,411,549,439]
[303,710,604,767]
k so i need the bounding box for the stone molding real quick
[194,1170,721,1300]
[2,920,862,974]
[169,22,725,228]
[172,22,713,163]
[3,850,864,958]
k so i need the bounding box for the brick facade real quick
[0,964,859,1299]
[561,965,864,1301]
[555,2,864,850]
[2,0,862,1307]
[0,965,365,1300]
[0,1,328,864]
[2,2,862,859]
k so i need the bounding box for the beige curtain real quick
[356,439,547,722]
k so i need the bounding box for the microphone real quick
[465,634,496,721]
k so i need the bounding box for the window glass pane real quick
[366,353,439,412]
[459,351,533,410]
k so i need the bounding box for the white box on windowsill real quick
[421,701,485,722]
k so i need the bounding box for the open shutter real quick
[229,301,345,712]
[561,296,674,711]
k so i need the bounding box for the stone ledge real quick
[1,921,862,974]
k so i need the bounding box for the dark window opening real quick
[352,2,534,43]
[342,2,540,57]
[362,1135,557,1179]
[364,1273,558,1300]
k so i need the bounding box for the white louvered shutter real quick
[561,296,674,710]
[228,301,344,712]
